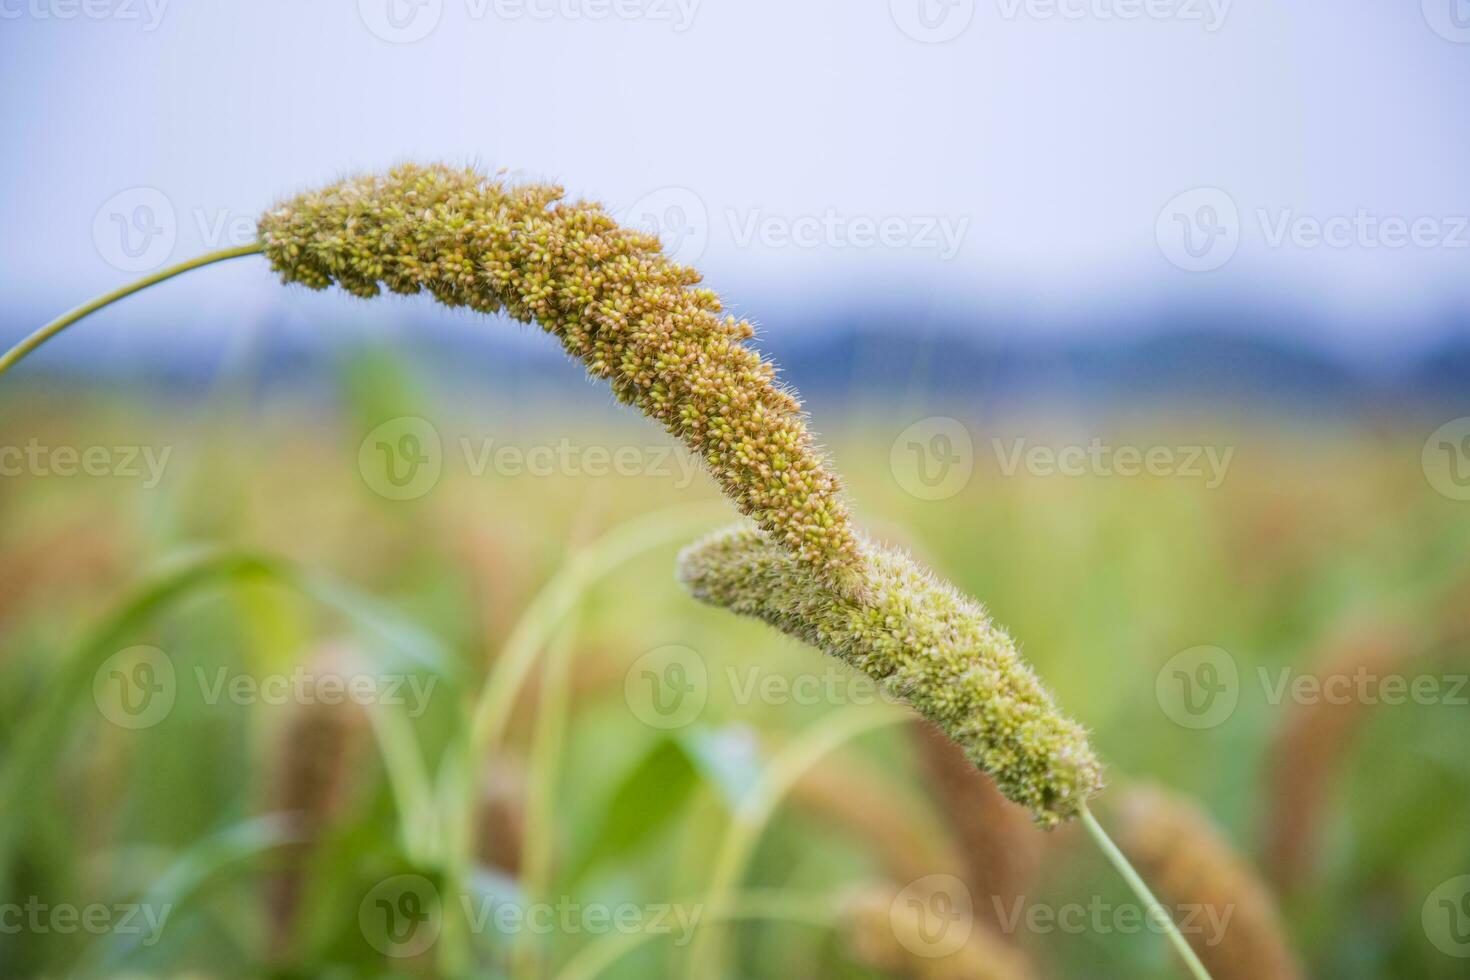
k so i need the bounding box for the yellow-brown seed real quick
[258,164,863,592]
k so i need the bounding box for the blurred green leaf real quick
[85,813,301,975]
[676,726,763,811]
[564,738,699,886]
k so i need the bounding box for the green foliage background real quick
[1,347,1467,978]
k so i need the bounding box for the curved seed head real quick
[678,524,1103,827]
[260,163,1102,825]
[257,163,864,592]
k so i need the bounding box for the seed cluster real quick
[257,164,863,590]
[260,164,1102,826]
[678,525,1103,826]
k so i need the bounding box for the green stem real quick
[514,606,582,979]
[436,503,727,971]
[687,705,910,979]
[1080,803,1214,980]
[0,243,263,379]
[448,502,728,852]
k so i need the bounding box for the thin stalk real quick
[436,503,726,971]
[514,606,582,979]
[0,243,262,379]
[363,702,439,865]
[444,502,729,869]
[463,503,727,764]
[1080,803,1214,980]
[686,705,910,979]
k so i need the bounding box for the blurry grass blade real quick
[286,566,459,678]
[687,705,910,979]
[564,726,766,889]
[365,700,440,864]
[450,503,727,873]
[86,813,301,974]
[565,738,700,887]
[466,502,727,761]
[0,547,456,882]
[515,607,581,978]
[441,503,725,974]
[553,890,837,980]
[0,549,274,878]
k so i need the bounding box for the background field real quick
[2,342,1468,978]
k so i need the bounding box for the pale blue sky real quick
[2,0,1468,360]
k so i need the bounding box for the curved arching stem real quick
[1081,803,1214,980]
[0,243,263,379]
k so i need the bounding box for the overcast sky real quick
[2,0,1468,360]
